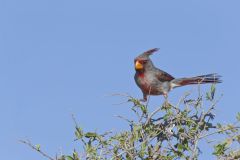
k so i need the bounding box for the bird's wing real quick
[155,68,175,82]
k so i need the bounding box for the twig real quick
[19,140,55,160]
[199,126,240,139]
[71,113,78,127]
[115,115,133,124]
[112,100,130,106]
[145,105,162,125]
[71,114,87,145]
[107,93,132,99]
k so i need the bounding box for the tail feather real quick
[172,73,222,87]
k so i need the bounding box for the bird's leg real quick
[163,93,168,102]
[140,94,147,102]
[163,93,171,108]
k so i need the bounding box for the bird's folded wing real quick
[155,68,175,82]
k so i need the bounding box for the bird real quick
[134,48,222,102]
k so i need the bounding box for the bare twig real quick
[115,115,133,124]
[145,106,162,125]
[199,126,240,139]
[19,140,55,160]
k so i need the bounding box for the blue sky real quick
[1,0,240,159]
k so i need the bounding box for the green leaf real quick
[140,105,147,114]
[163,114,169,121]
[206,92,211,101]
[213,142,228,156]
[216,123,222,129]
[73,150,80,160]
[139,142,147,158]
[177,143,184,151]
[211,84,216,100]
[206,84,216,101]
[184,143,191,151]
[65,156,74,160]
[85,132,97,138]
[129,98,141,106]
[75,127,83,139]
[237,112,240,121]
[35,144,40,151]
[237,135,240,143]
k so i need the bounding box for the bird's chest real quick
[135,72,160,94]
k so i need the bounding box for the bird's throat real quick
[138,72,145,78]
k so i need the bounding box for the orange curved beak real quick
[135,61,143,70]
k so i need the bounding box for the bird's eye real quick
[135,59,147,64]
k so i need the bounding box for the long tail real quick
[171,73,222,88]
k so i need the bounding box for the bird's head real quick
[134,48,159,71]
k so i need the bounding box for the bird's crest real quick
[139,48,160,58]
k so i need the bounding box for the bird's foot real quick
[162,101,172,110]
[139,99,147,102]
[163,93,169,103]
[162,94,173,110]
[139,95,148,102]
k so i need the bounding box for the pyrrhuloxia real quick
[134,48,221,101]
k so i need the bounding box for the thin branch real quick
[199,126,240,139]
[145,105,162,125]
[115,115,133,124]
[19,140,55,160]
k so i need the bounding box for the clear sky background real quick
[1,0,240,159]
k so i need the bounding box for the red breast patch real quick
[138,73,144,78]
